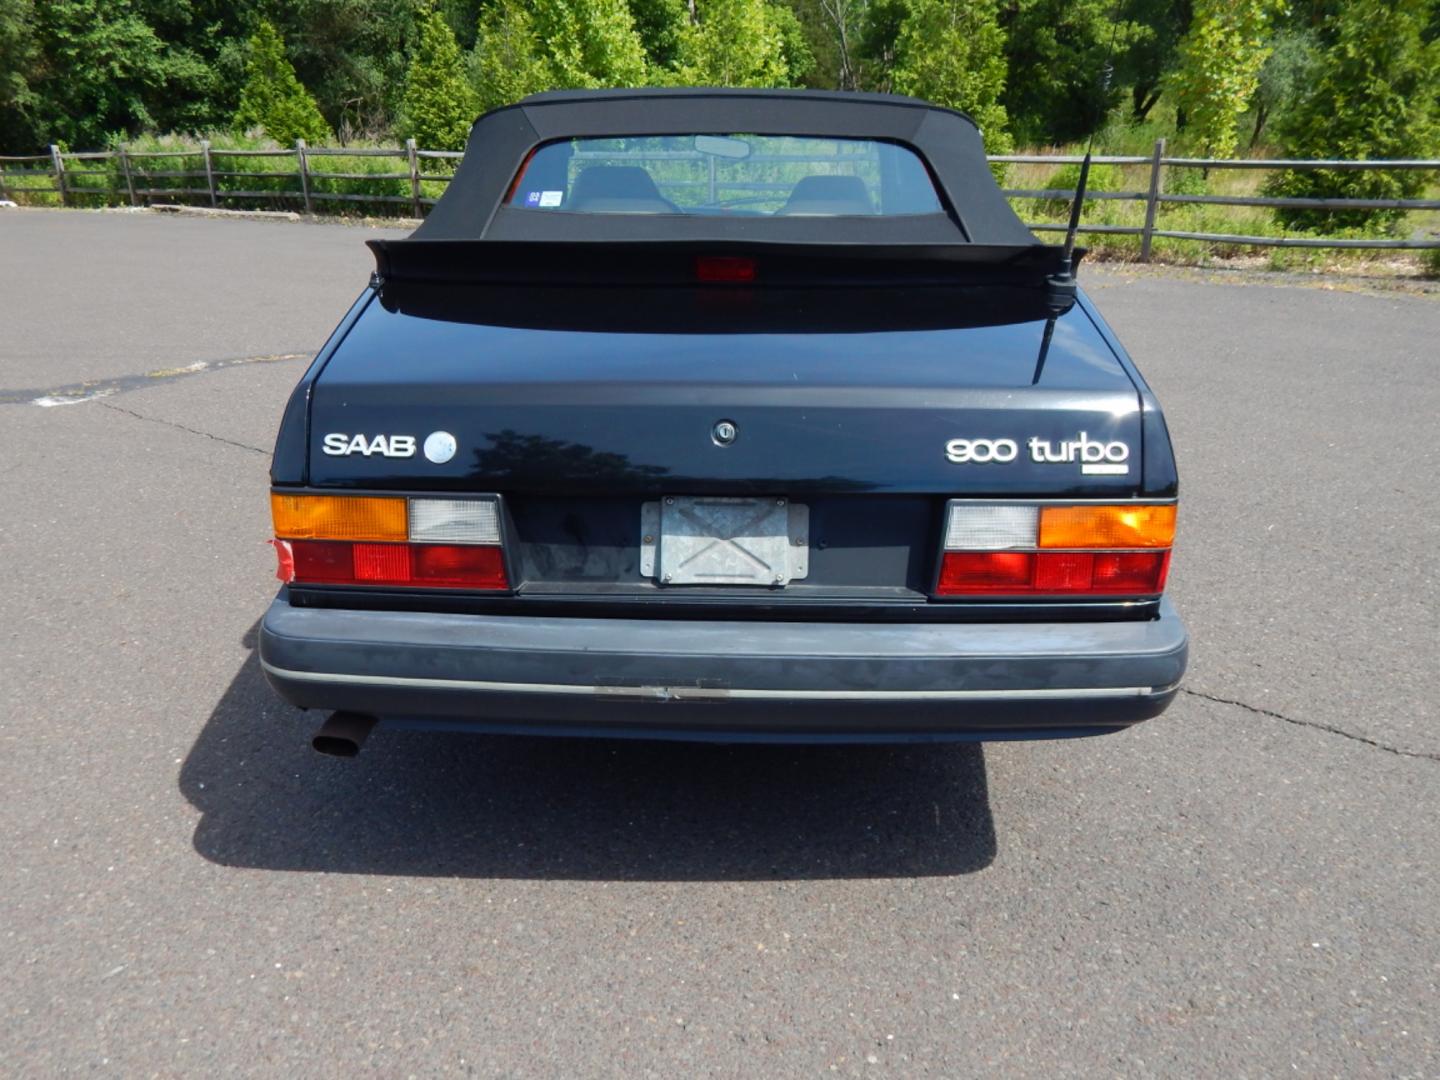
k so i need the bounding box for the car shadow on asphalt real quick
[179,624,997,880]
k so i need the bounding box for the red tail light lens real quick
[289,539,355,584]
[1092,551,1170,593]
[938,552,1035,593]
[412,544,507,589]
[279,541,509,590]
[938,550,1168,596]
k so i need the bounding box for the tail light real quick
[270,494,509,590]
[935,501,1175,598]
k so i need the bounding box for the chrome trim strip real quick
[261,660,1159,701]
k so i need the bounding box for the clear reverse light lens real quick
[944,503,1039,551]
[408,498,501,545]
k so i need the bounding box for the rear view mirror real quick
[694,135,752,160]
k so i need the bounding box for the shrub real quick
[401,6,478,153]
[1266,0,1440,233]
[233,21,331,147]
[1037,161,1118,217]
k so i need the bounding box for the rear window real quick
[506,134,943,217]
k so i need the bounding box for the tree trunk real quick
[1132,85,1163,122]
[1249,103,1270,149]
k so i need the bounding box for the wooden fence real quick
[1,137,1437,258]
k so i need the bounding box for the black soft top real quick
[373,88,1077,298]
[413,87,1034,246]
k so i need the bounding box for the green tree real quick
[857,0,907,92]
[769,2,818,84]
[1001,0,1151,146]
[531,0,649,88]
[672,0,791,86]
[473,0,649,104]
[890,0,1013,155]
[276,1,416,139]
[401,4,478,150]
[1267,0,1440,231]
[233,20,331,144]
[1169,0,1284,158]
[1117,0,1191,122]
[1247,26,1317,147]
[472,0,550,111]
[627,0,688,68]
[0,0,38,148]
[3,0,209,150]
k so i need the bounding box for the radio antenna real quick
[1038,10,1123,386]
[1060,13,1121,272]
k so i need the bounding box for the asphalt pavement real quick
[2,208,1437,1077]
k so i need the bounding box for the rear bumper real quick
[259,596,1187,743]
[256,596,1180,748]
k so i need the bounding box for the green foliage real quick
[534,0,649,88]
[472,0,649,107]
[402,5,479,151]
[1001,0,1152,146]
[626,0,688,67]
[890,0,1013,155]
[0,0,37,122]
[1169,0,1284,158]
[233,21,331,146]
[1164,165,1208,195]
[1037,160,1119,216]
[472,0,552,112]
[280,2,416,139]
[1421,246,1440,280]
[1248,27,1318,147]
[1267,0,1440,231]
[769,2,817,85]
[673,0,791,87]
[1117,0,1191,122]
[2,0,210,151]
[856,0,907,92]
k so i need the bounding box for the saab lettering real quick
[322,433,418,458]
[1028,433,1130,475]
[945,438,1018,464]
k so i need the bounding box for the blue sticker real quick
[524,191,542,206]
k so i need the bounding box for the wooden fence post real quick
[49,144,67,206]
[406,138,421,217]
[119,145,137,206]
[296,139,313,214]
[1140,137,1165,262]
[201,139,217,207]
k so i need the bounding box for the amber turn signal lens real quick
[1038,504,1176,549]
[271,494,408,542]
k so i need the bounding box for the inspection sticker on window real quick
[538,190,563,208]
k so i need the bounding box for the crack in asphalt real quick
[97,400,270,456]
[0,351,311,406]
[1182,688,1439,763]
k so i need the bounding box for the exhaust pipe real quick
[312,711,378,757]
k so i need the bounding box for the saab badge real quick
[423,430,458,464]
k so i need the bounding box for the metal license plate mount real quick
[640,496,809,586]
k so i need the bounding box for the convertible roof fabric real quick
[411,88,1039,248]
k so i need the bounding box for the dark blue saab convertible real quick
[259,87,1187,755]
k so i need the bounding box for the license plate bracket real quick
[640,497,809,586]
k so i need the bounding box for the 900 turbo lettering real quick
[945,438,1018,463]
